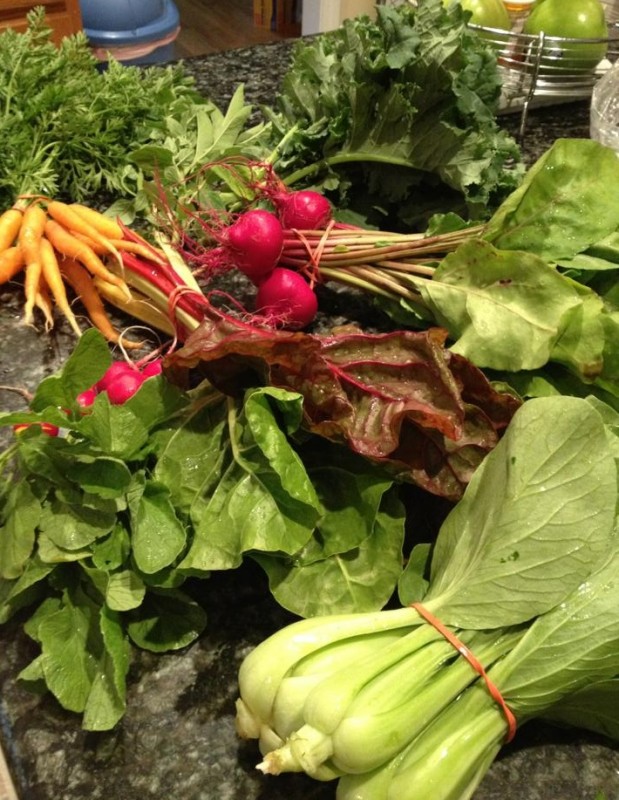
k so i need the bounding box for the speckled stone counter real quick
[0,38,618,800]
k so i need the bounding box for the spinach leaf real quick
[256,485,405,617]
[175,388,322,572]
[484,138,619,260]
[416,239,584,372]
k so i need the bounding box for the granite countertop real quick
[0,38,618,800]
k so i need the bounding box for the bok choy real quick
[235,395,619,799]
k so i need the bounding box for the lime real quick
[522,0,608,72]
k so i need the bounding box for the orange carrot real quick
[39,237,82,337]
[0,207,23,252]
[46,200,122,265]
[0,246,25,285]
[44,219,131,298]
[60,257,143,349]
[69,203,124,240]
[19,203,48,325]
[72,231,168,265]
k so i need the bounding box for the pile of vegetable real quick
[1,6,619,796]
[0,316,517,729]
[235,394,619,800]
[164,138,619,408]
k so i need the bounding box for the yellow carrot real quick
[19,203,47,325]
[69,203,124,240]
[0,246,25,285]
[39,237,82,337]
[72,231,168,265]
[34,277,55,332]
[0,207,23,252]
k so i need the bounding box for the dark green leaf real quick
[256,486,405,616]
[126,588,207,652]
[129,477,187,575]
[0,481,41,579]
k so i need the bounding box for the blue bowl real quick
[79,0,180,64]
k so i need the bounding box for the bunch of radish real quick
[12,357,164,439]
[77,357,163,408]
[213,188,333,331]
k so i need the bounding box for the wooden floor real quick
[174,0,293,58]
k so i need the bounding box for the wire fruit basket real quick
[470,1,619,136]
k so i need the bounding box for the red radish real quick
[141,359,163,378]
[274,190,332,230]
[96,361,138,393]
[77,388,98,408]
[223,209,284,284]
[256,267,318,330]
[105,371,145,405]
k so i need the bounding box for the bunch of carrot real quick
[0,198,175,347]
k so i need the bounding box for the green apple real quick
[443,0,511,30]
[522,0,608,72]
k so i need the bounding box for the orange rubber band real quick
[411,602,517,743]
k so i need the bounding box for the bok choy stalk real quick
[235,395,619,795]
[337,543,619,800]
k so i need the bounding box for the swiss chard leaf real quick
[171,311,521,500]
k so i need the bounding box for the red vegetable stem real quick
[120,269,204,339]
[118,251,209,332]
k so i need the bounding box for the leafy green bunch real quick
[0,8,216,206]
[266,0,523,228]
[0,330,405,729]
